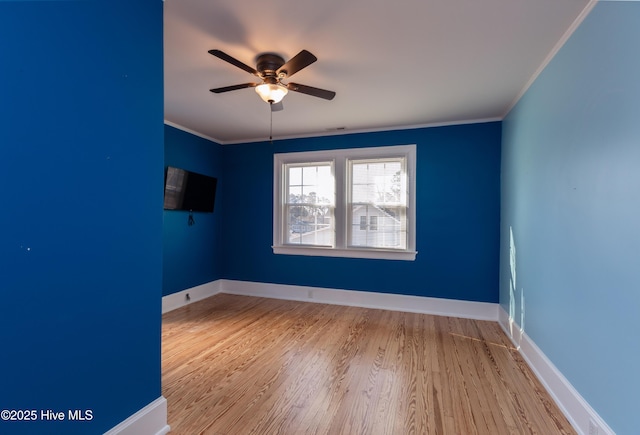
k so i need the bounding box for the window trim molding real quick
[273,145,417,261]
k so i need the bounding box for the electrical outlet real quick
[185,293,191,302]
[307,290,314,299]
[589,419,600,435]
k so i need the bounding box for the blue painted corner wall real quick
[500,2,640,434]
[0,2,163,434]
[163,126,224,295]
[164,123,501,304]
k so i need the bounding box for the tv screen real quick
[163,166,217,213]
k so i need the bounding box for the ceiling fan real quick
[209,49,336,111]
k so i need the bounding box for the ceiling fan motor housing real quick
[256,53,286,78]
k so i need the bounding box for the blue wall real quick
[220,122,501,302]
[163,125,224,295]
[0,2,163,434]
[500,2,640,433]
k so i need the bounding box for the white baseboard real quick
[498,308,614,435]
[162,280,222,313]
[104,396,170,435]
[220,279,498,321]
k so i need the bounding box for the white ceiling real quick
[164,0,594,144]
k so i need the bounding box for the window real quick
[273,145,416,260]
[369,216,378,231]
[359,216,367,231]
[284,162,334,247]
[349,158,405,249]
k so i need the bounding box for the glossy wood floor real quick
[162,294,575,435]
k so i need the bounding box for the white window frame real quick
[273,145,417,261]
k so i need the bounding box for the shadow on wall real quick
[509,226,525,348]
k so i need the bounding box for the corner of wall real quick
[162,280,223,314]
[104,396,170,435]
[497,307,614,435]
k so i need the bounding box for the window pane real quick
[350,205,406,249]
[286,205,334,246]
[288,186,302,202]
[351,160,403,205]
[349,158,407,249]
[284,163,334,246]
[289,166,302,186]
[302,166,318,185]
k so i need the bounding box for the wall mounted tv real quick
[163,166,217,213]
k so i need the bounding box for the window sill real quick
[272,245,417,261]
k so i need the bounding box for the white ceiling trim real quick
[502,0,599,118]
[164,120,222,144]
[220,116,504,145]
[166,116,503,146]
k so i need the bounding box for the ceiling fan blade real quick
[270,101,284,112]
[210,83,257,93]
[286,83,336,100]
[208,49,259,76]
[277,50,317,78]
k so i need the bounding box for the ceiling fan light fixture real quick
[255,83,288,104]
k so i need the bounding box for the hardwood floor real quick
[162,293,575,434]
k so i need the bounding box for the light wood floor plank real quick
[162,294,575,434]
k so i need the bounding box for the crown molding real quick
[502,0,599,118]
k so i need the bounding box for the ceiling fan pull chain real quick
[269,102,273,143]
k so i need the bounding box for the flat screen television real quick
[163,166,217,213]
